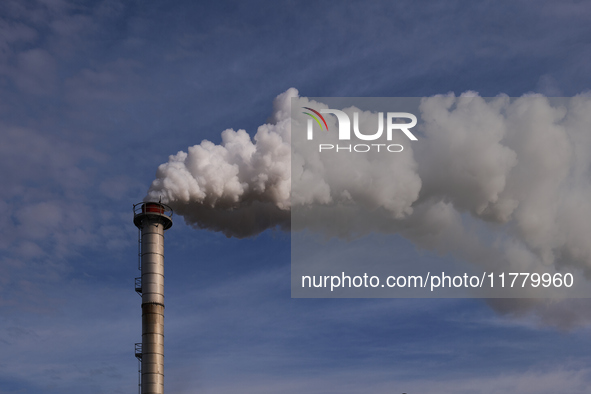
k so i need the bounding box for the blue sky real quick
[2,1,591,393]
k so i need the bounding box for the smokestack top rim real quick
[133,202,173,230]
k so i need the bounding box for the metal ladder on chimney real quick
[135,343,142,394]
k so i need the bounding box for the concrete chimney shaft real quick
[134,202,173,394]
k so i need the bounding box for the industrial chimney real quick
[133,202,173,394]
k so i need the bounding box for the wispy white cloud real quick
[173,366,591,394]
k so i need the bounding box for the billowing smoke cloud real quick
[147,89,591,326]
[146,91,292,238]
[412,93,591,278]
[146,88,424,237]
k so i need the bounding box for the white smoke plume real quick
[147,89,591,326]
[146,92,292,238]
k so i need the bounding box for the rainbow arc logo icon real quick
[302,107,329,131]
